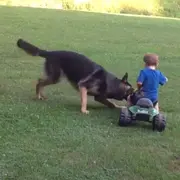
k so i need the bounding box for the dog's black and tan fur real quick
[17,39,134,114]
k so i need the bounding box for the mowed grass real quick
[0,5,180,180]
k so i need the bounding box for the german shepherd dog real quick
[16,39,134,114]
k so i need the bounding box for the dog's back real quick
[17,39,104,87]
[45,50,103,84]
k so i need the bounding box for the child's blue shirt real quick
[137,67,168,103]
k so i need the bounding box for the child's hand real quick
[159,72,168,85]
[165,77,168,82]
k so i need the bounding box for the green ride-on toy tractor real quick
[118,98,166,132]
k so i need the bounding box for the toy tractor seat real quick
[136,98,154,108]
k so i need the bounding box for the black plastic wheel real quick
[119,107,132,126]
[153,113,166,132]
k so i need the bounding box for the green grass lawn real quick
[0,5,180,180]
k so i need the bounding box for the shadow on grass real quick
[64,103,155,131]
[29,97,155,131]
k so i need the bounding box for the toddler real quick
[128,53,168,112]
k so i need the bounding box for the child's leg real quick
[154,101,159,112]
[127,92,139,107]
[127,95,133,107]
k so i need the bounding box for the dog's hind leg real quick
[35,61,62,100]
[36,74,61,100]
[94,96,121,109]
[36,78,54,100]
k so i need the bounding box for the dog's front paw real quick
[33,94,47,100]
[81,109,89,114]
[38,96,46,100]
[40,94,48,100]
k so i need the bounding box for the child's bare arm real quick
[159,72,168,85]
[137,70,145,89]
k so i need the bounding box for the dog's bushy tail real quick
[17,39,47,57]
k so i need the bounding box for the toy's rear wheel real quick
[153,113,166,132]
[119,107,132,126]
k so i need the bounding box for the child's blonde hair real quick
[143,53,159,66]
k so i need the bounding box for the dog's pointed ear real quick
[122,72,128,82]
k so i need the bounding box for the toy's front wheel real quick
[153,113,166,132]
[119,107,132,126]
